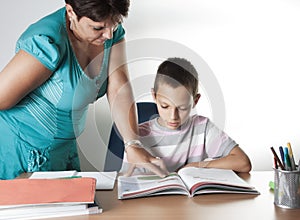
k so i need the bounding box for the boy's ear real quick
[151,88,157,102]
[193,93,201,107]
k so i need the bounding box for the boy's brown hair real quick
[153,57,199,98]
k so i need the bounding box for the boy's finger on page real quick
[124,164,136,177]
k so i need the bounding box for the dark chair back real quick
[104,102,158,171]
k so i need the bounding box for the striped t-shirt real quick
[121,114,237,173]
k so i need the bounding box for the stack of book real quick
[0,177,102,220]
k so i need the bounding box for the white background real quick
[1,0,300,171]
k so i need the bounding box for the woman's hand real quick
[123,145,169,178]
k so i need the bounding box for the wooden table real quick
[46,171,299,220]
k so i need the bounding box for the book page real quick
[118,173,189,199]
[30,171,117,190]
[177,167,256,194]
[1,207,101,220]
[0,203,87,215]
[29,171,77,179]
[76,171,117,190]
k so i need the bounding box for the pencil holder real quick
[273,169,300,209]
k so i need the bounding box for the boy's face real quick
[152,84,199,130]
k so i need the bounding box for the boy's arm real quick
[183,145,252,173]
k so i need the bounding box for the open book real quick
[118,167,259,199]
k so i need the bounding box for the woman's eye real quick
[93,27,104,31]
[161,105,168,109]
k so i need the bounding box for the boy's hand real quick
[124,146,169,178]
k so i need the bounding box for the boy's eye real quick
[179,106,190,111]
[179,107,188,111]
[161,105,168,109]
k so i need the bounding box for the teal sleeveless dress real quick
[0,8,125,179]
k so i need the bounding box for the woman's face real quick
[70,16,118,46]
[66,4,118,46]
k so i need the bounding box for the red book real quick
[0,177,96,206]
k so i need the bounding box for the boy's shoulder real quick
[138,115,210,131]
[190,114,209,125]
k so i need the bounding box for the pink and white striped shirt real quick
[121,115,237,173]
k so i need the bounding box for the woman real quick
[0,0,167,179]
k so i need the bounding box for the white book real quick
[0,200,102,220]
[29,170,117,190]
[29,170,77,179]
[76,171,117,190]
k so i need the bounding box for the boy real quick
[122,57,251,176]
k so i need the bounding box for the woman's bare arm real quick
[0,50,52,110]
